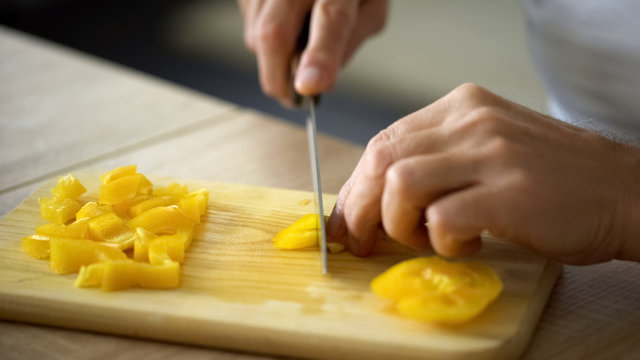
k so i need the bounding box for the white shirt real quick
[523,0,640,146]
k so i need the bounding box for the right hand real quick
[238,0,388,106]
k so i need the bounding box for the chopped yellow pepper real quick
[133,227,155,262]
[148,233,186,265]
[153,182,188,201]
[99,174,143,205]
[87,213,136,250]
[21,235,51,259]
[112,195,150,218]
[178,189,209,223]
[76,202,113,220]
[22,165,208,292]
[371,256,503,324]
[75,260,180,291]
[100,164,137,185]
[36,218,89,239]
[273,214,324,249]
[127,206,197,234]
[51,174,86,200]
[128,196,174,218]
[39,197,81,224]
[49,237,127,274]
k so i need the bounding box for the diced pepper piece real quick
[128,196,173,218]
[39,197,81,224]
[76,202,113,220]
[148,233,185,265]
[21,234,50,259]
[74,262,104,288]
[178,227,194,250]
[50,237,127,274]
[127,206,196,234]
[87,213,136,250]
[112,195,150,218]
[137,261,180,289]
[36,218,89,239]
[101,260,139,291]
[273,214,324,249]
[133,228,155,262]
[327,242,345,254]
[153,183,188,202]
[178,189,209,223]
[370,256,503,324]
[100,165,137,185]
[137,174,153,195]
[51,174,86,200]
[75,260,180,291]
[99,174,143,205]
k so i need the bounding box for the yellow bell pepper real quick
[112,195,149,218]
[178,189,209,223]
[51,174,86,200]
[76,202,113,220]
[153,182,188,201]
[127,205,196,234]
[273,214,324,249]
[99,174,144,205]
[39,197,82,224]
[371,256,503,324]
[128,196,174,218]
[87,213,136,250]
[133,227,155,262]
[100,164,137,185]
[21,235,51,259]
[148,232,187,265]
[75,260,180,291]
[74,262,104,287]
[36,218,89,239]
[49,237,127,274]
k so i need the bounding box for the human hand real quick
[327,83,640,264]
[238,0,388,106]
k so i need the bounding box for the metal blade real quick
[306,99,328,275]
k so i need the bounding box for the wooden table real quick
[1,26,639,360]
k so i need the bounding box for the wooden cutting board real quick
[0,174,560,360]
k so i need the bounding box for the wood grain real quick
[0,174,559,360]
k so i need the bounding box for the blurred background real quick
[0,0,546,145]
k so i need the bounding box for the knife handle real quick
[292,14,321,107]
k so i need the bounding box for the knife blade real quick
[305,98,328,275]
[292,15,327,275]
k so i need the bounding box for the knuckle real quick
[364,142,393,178]
[318,1,356,26]
[385,162,414,197]
[450,82,491,102]
[256,21,288,47]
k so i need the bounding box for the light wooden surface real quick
[1,25,640,360]
[0,175,559,360]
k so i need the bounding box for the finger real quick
[255,0,311,104]
[340,128,453,256]
[426,186,496,258]
[343,0,389,63]
[238,0,264,52]
[295,0,359,95]
[381,153,478,251]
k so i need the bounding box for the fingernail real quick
[295,66,321,92]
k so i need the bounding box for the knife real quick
[292,16,328,275]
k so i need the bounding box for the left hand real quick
[326,83,640,264]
